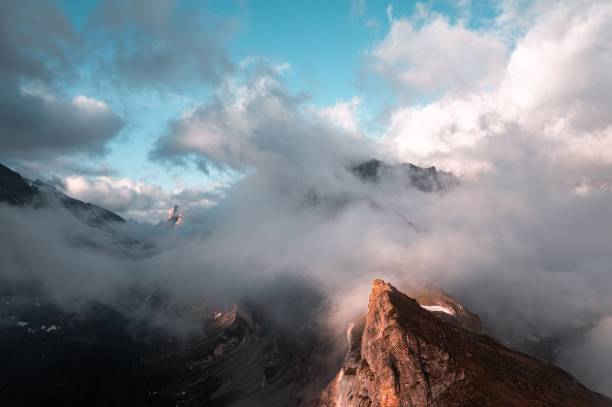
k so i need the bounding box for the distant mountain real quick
[0,162,124,228]
[352,159,459,192]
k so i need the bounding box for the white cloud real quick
[369,14,508,100]
[64,175,220,222]
[317,96,363,135]
[378,0,612,175]
[151,60,372,176]
[499,1,612,130]
[72,95,110,112]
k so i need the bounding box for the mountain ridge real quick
[0,162,124,227]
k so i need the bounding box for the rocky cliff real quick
[317,280,612,407]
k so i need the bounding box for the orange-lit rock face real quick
[317,280,612,407]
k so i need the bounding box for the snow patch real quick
[421,305,456,315]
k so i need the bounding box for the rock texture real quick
[317,280,612,407]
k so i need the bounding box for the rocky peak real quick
[318,280,612,407]
[351,159,459,192]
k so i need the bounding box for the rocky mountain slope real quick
[317,280,612,407]
[0,162,124,227]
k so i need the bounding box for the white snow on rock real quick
[16,321,28,327]
[421,305,456,315]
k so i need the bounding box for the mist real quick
[3,121,612,393]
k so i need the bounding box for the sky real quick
[3,0,612,396]
[1,0,511,222]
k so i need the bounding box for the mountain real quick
[0,162,124,227]
[352,159,459,192]
[317,280,612,407]
[3,161,610,405]
[3,278,610,406]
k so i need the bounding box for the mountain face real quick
[317,280,612,407]
[0,162,124,227]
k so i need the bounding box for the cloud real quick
[63,175,222,222]
[369,12,508,100]
[2,0,612,398]
[365,0,612,393]
[151,59,373,175]
[0,0,233,168]
[88,0,233,89]
[0,1,124,163]
[316,96,363,135]
[559,317,612,396]
[0,87,124,159]
[379,0,612,175]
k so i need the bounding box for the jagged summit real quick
[318,280,612,407]
[351,159,459,192]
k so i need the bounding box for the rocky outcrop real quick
[317,280,612,407]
